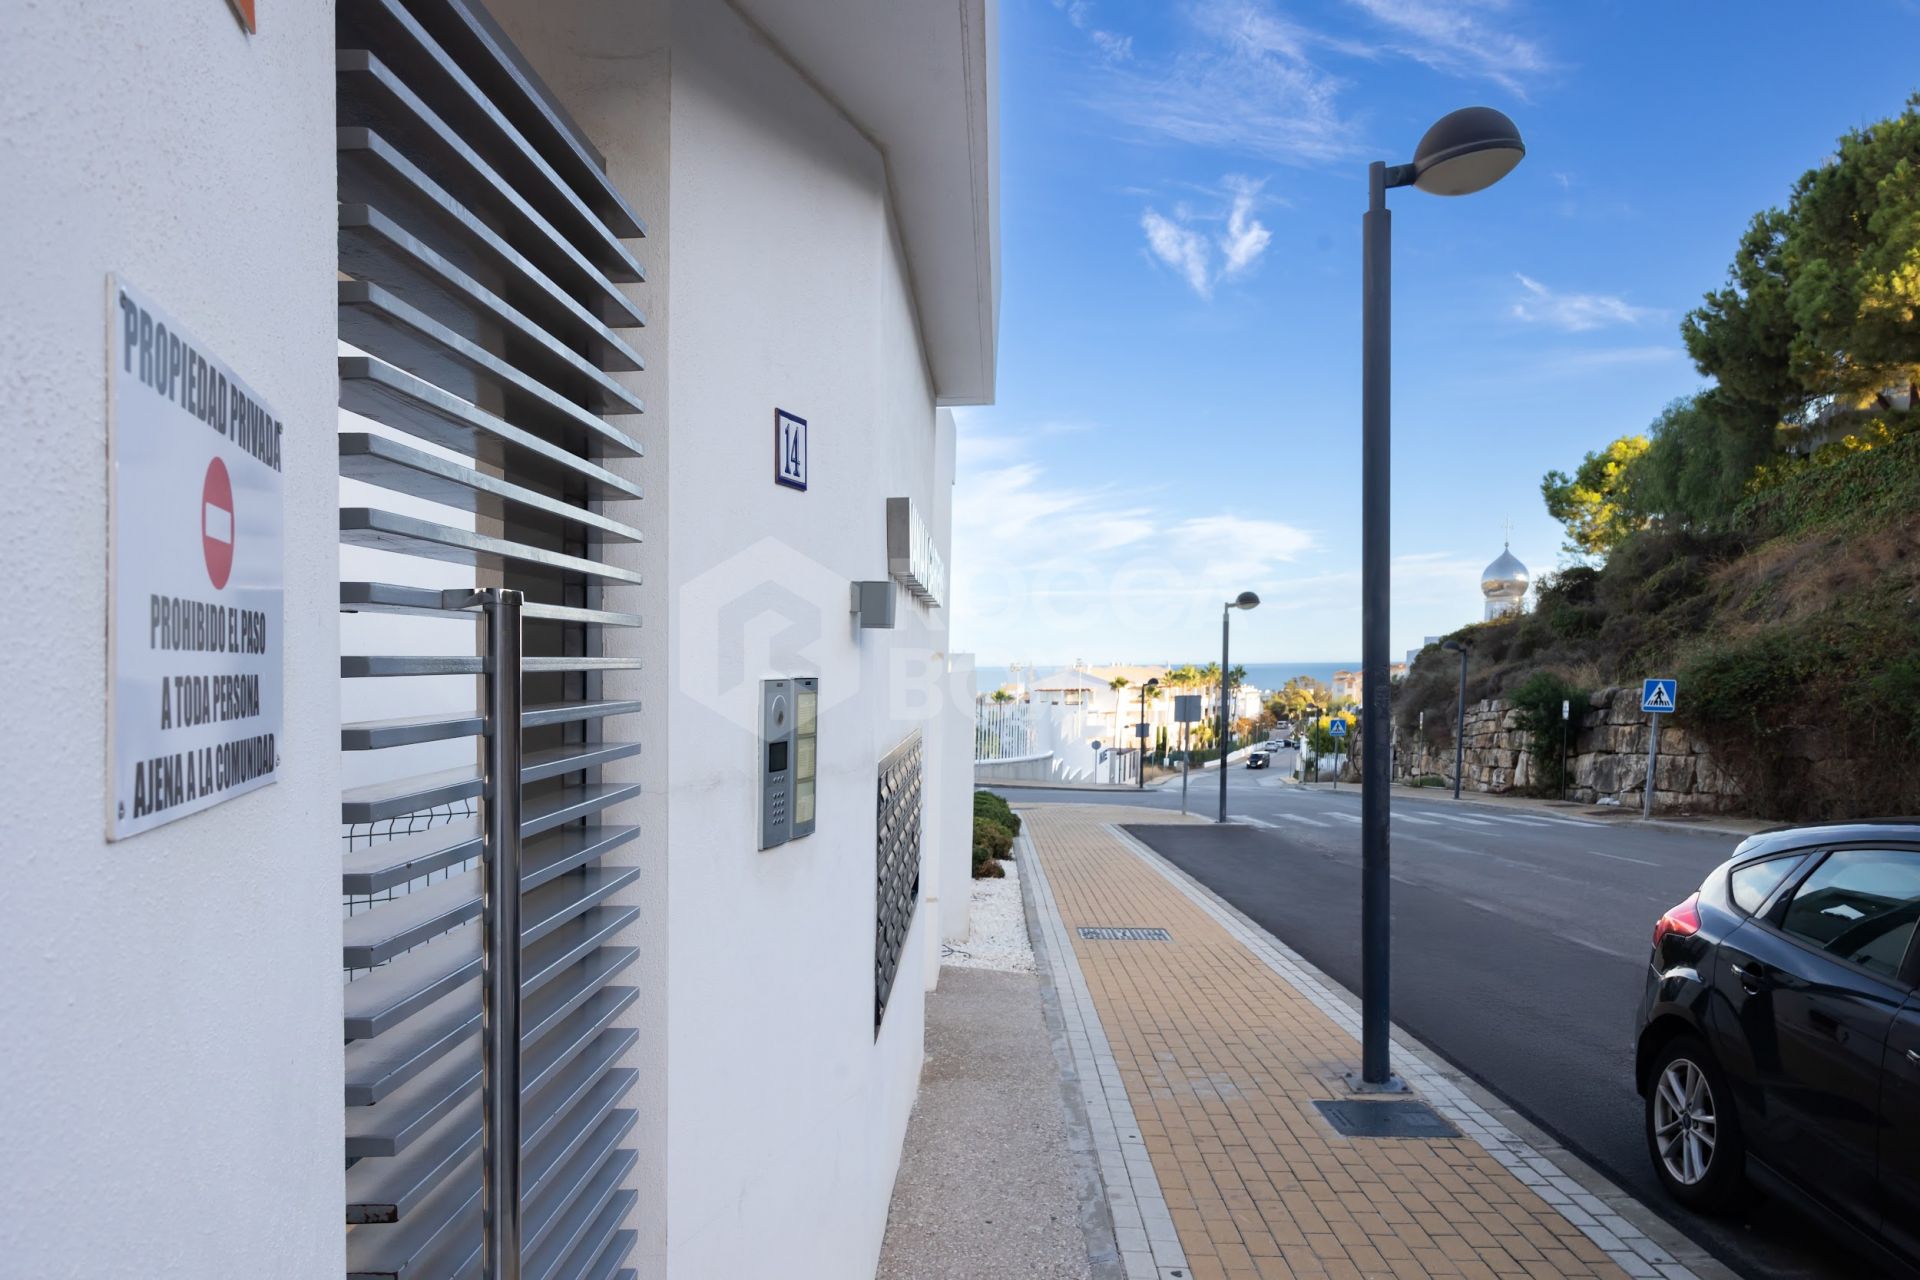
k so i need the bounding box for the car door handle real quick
[1810,1008,1848,1043]
[1907,1049,1920,1069]
[1729,962,1768,993]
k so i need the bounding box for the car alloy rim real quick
[1653,1058,1718,1186]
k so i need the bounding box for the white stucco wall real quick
[938,655,980,946]
[0,4,343,1278]
[656,7,948,1276]
[499,3,961,1275]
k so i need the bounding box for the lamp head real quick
[1231,591,1261,610]
[1442,639,1469,654]
[1411,106,1525,196]
[1145,677,1160,689]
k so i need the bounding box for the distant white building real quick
[1482,544,1530,620]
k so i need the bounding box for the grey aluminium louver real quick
[335,1,643,1277]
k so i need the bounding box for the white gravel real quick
[940,851,1036,973]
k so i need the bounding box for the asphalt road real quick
[997,766,1884,1280]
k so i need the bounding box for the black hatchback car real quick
[1636,821,1920,1272]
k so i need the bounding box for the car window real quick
[1729,853,1808,915]
[1778,849,1920,980]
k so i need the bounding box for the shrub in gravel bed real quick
[972,819,1011,877]
[973,790,1020,837]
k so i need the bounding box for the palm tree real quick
[990,689,1014,704]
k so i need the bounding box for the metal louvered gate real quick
[334,2,645,1277]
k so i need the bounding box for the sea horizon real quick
[972,660,1363,695]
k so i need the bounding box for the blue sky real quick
[949,0,1920,667]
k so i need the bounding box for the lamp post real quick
[1304,703,1321,783]
[1216,592,1260,823]
[1443,640,1470,801]
[1137,677,1159,790]
[1356,107,1524,1091]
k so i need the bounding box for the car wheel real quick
[1645,1034,1745,1212]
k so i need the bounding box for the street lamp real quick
[1356,107,1524,1092]
[1442,640,1471,801]
[1302,703,1321,783]
[1137,676,1160,790]
[1216,591,1260,823]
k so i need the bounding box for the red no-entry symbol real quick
[202,457,234,590]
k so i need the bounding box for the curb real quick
[981,780,1147,793]
[1016,829,1127,1280]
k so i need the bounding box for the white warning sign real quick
[108,278,284,839]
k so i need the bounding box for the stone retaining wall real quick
[1393,686,1745,814]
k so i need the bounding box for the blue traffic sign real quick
[1329,718,1348,737]
[1641,678,1677,714]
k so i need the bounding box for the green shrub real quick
[1735,425,1920,540]
[973,789,1019,836]
[972,819,1012,876]
[1508,671,1586,796]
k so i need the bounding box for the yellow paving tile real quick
[1023,804,1631,1280]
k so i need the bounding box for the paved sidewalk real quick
[879,965,1096,1280]
[1020,804,1704,1280]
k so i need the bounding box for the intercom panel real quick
[760,679,793,849]
[792,678,818,839]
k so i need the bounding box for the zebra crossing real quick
[1231,795,1600,836]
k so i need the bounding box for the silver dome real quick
[1481,545,1529,599]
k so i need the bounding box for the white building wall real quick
[0,5,343,1278]
[499,3,958,1276]
[938,654,978,946]
[656,9,943,1275]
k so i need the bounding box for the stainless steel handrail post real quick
[480,588,524,1280]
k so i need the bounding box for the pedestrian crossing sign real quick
[1641,678,1677,714]
[1330,718,1348,737]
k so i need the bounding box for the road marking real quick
[1394,813,1440,825]
[1432,813,1495,827]
[1585,848,1659,866]
[1327,811,1361,824]
[1290,815,1329,828]
[1231,814,1277,829]
[1479,814,1555,827]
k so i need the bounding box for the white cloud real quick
[1142,209,1214,296]
[945,424,1520,663]
[1511,274,1659,332]
[1053,0,1132,62]
[1070,1,1554,166]
[1544,345,1684,370]
[948,426,1322,660]
[1343,0,1551,96]
[1095,3,1359,166]
[1218,177,1272,277]
[1141,176,1273,298]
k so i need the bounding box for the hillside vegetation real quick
[1399,98,1920,821]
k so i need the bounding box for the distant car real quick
[1634,821,1920,1273]
[1281,738,1298,750]
[1245,751,1270,769]
[1263,739,1286,752]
